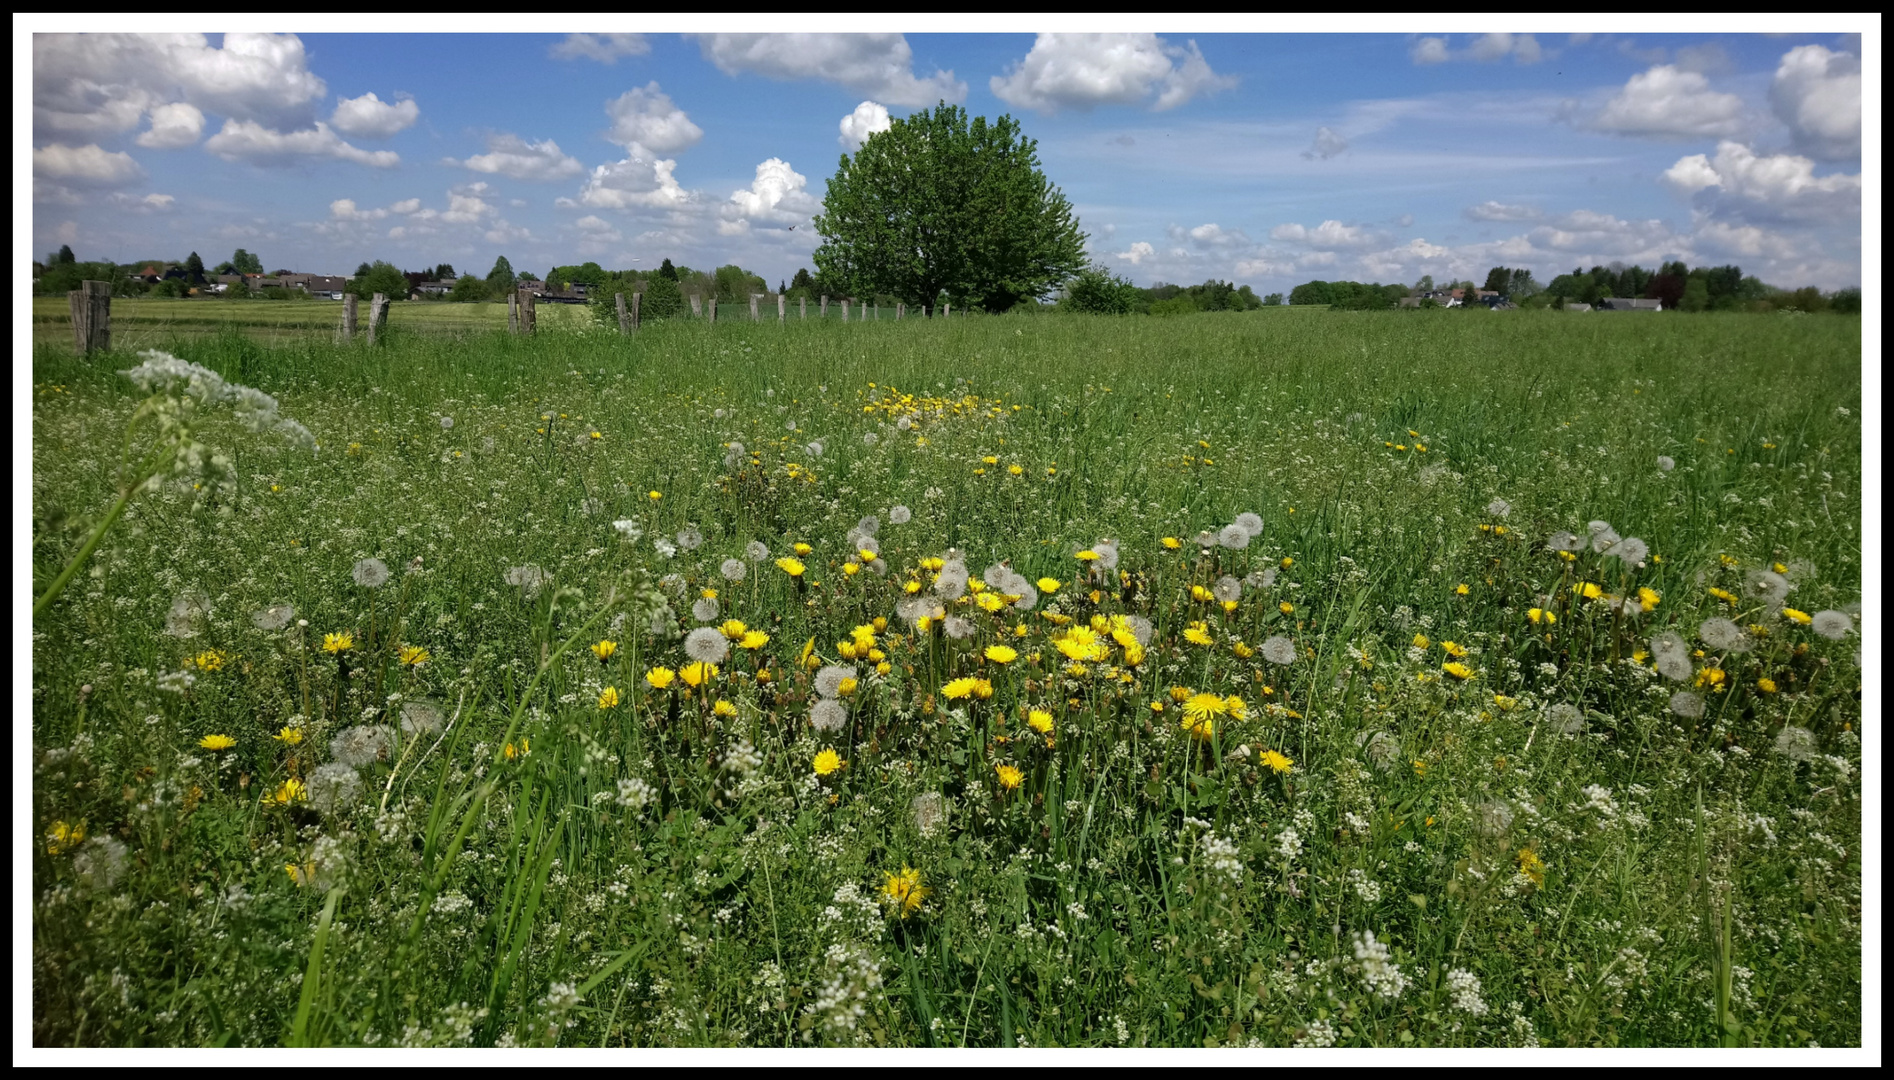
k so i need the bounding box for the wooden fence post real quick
[690,293,703,317]
[519,288,536,335]
[944,302,951,318]
[897,302,905,320]
[507,291,516,333]
[708,295,717,324]
[749,293,761,321]
[820,295,828,318]
[69,280,111,354]
[778,293,786,323]
[841,299,850,321]
[630,290,641,332]
[615,292,630,335]
[367,293,388,345]
[800,296,807,320]
[344,292,360,339]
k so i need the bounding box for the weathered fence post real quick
[943,302,951,319]
[69,280,111,354]
[367,292,388,345]
[344,292,360,339]
[872,301,878,321]
[518,288,536,335]
[923,305,930,319]
[778,293,787,323]
[749,293,761,321]
[690,293,703,317]
[506,291,516,333]
[630,290,641,332]
[897,302,905,320]
[708,295,717,324]
[800,296,807,320]
[841,299,850,321]
[820,295,828,318]
[615,291,630,335]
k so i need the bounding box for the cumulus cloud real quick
[33,142,146,187]
[204,119,399,168]
[329,92,419,139]
[576,149,694,212]
[693,33,964,107]
[1464,201,1541,222]
[549,33,650,63]
[135,102,205,149]
[1270,220,1376,249]
[449,133,583,181]
[1302,126,1348,160]
[1186,224,1249,249]
[34,33,326,137]
[1411,33,1542,65]
[1592,65,1744,138]
[720,158,822,236]
[990,34,1235,114]
[1525,210,1677,259]
[1770,44,1860,160]
[329,197,387,221]
[106,192,176,213]
[839,101,893,151]
[1662,141,1860,223]
[605,83,703,154]
[1114,241,1156,265]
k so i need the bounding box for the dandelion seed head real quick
[1545,704,1586,734]
[676,527,704,551]
[165,591,211,639]
[1811,610,1852,640]
[1244,567,1279,589]
[1657,455,1676,472]
[1546,532,1583,553]
[658,573,686,599]
[1261,636,1296,666]
[810,698,848,732]
[1656,651,1693,682]
[692,598,721,622]
[1604,537,1648,565]
[330,725,393,768]
[400,700,444,735]
[815,665,858,699]
[1476,800,1515,836]
[440,416,454,429]
[252,604,295,631]
[1668,691,1705,719]
[983,563,1012,588]
[944,616,975,640]
[504,565,548,596]
[1218,524,1251,550]
[352,558,391,589]
[1486,498,1512,518]
[1589,524,1622,553]
[1234,512,1264,537]
[807,441,824,458]
[1213,576,1242,603]
[73,836,129,890]
[684,627,731,664]
[307,762,364,816]
[1699,618,1749,652]
[745,541,769,562]
[888,504,911,524]
[911,792,948,837]
[863,432,880,447]
[1773,726,1818,762]
[1743,569,1790,605]
[720,558,747,582]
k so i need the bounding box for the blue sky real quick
[22,21,1872,292]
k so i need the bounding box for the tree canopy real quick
[813,102,1087,313]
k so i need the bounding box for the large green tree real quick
[231,248,263,275]
[812,102,1087,313]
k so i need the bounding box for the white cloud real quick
[1302,126,1348,160]
[1410,37,1450,65]
[484,221,533,246]
[1526,210,1676,258]
[389,197,421,215]
[1186,223,1249,249]
[204,119,399,168]
[549,33,650,63]
[839,101,892,151]
[1662,141,1860,223]
[605,83,703,154]
[1114,241,1156,265]
[1770,44,1860,160]
[450,133,583,181]
[693,33,964,107]
[990,34,1235,114]
[136,102,205,149]
[329,197,387,221]
[32,142,145,187]
[1592,65,1744,139]
[577,148,694,211]
[101,191,176,214]
[34,33,326,136]
[721,158,821,235]
[329,92,419,139]
[1464,201,1541,222]
[1270,220,1376,249]
[1411,33,1542,65]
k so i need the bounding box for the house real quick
[1562,303,1594,312]
[1599,298,1664,311]
[410,280,454,298]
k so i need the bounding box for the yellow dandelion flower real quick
[598,686,621,709]
[192,649,227,671]
[1183,622,1215,647]
[1442,641,1467,658]
[322,632,354,654]
[1412,633,1430,649]
[1638,587,1661,612]
[1413,759,1429,777]
[1517,847,1546,887]
[1526,608,1554,625]
[713,699,738,717]
[794,543,813,556]
[1074,550,1100,563]
[1442,661,1475,680]
[199,733,236,751]
[1191,584,1215,602]
[646,666,677,689]
[1259,749,1293,775]
[843,562,861,576]
[1696,667,1726,690]
[1027,709,1054,735]
[1756,677,1778,694]
[995,763,1024,790]
[679,662,718,687]
[881,866,930,919]
[740,630,770,650]
[503,738,530,761]
[1493,694,1519,711]
[1278,602,1295,615]
[1161,537,1181,550]
[814,748,845,776]
[272,778,307,804]
[941,677,981,700]
[1782,608,1811,625]
[985,644,1019,664]
[648,490,662,500]
[46,821,86,854]
[1037,577,1062,593]
[590,639,618,662]
[776,557,806,577]
[1455,584,1469,596]
[719,619,747,640]
[273,725,304,745]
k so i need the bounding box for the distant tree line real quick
[1280,261,1860,314]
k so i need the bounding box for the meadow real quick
[29,308,1863,1048]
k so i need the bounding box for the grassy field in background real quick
[30,310,1862,1048]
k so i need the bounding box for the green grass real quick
[30,309,1862,1047]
